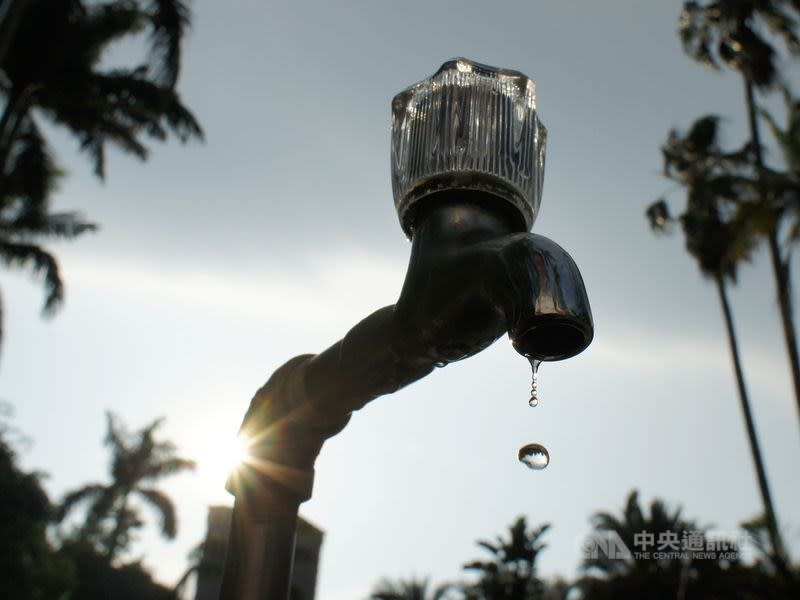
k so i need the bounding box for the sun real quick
[223,434,253,475]
[198,433,253,496]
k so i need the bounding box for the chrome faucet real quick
[221,58,594,600]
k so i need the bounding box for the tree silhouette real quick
[578,490,797,599]
[646,114,789,575]
[462,517,550,600]
[679,0,800,432]
[367,518,565,600]
[370,576,454,600]
[0,117,97,342]
[0,430,74,599]
[760,86,800,275]
[0,0,203,345]
[57,412,195,562]
[58,539,179,600]
[580,490,692,588]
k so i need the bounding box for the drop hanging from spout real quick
[528,358,541,407]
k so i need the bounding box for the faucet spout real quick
[222,201,595,600]
[393,193,594,366]
[501,231,595,361]
[230,194,594,511]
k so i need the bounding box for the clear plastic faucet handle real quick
[391,58,547,236]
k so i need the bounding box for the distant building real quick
[194,505,323,600]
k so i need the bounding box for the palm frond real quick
[370,577,433,600]
[0,211,97,240]
[687,114,720,154]
[679,2,721,70]
[56,483,107,522]
[476,539,499,555]
[678,1,780,89]
[759,2,800,54]
[463,560,498,573]
[144,456,196,479]
[759,88,800,174]
[146,0,191,87]
[104,412,130,455]
[81,1,145,64]
[43,69,204,178]
[0,240,63,312]
[137,486,177,538]
[1,117,61,205]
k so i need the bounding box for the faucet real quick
[220,59,594,600]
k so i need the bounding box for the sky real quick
[2,1,800,598]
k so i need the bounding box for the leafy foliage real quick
[0,0,202,346]
[577,490,797,600]
[679,0,800,89]
[58,540,178,600]
[677,2,800,441]
[462,517,550,600]
[759,87,800,247]
[370,576,455,600]
[657,2,800,574]
[368,497,798,600]
[56,412,195,561]
[647,115,759,281]
[0,432,74,599]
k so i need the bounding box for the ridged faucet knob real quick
[391,58,547,237]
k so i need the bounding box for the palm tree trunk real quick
[0,88,21,154]
[0,84,36,203]
[105,496,129,562]
[715,274,789,575]
[0,86,31,175]
[743,78,800,433]
[0,0,28,67]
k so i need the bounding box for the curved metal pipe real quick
[221,193,593,599]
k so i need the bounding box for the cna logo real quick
[580,532,632,560]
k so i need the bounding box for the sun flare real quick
[225,434,252,473]
[197,433,252,495]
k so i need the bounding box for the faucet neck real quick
[408,191,522,247]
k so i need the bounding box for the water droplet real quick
[434,360,447,368]
[518,443,549,470]
[528,358,541,407]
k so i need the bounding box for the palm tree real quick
[646,115,790,576]
[57,412,195,562]
[679,0,800,432]
[0,0,202,345]
[581,490,691,581]
[760,86,800,265]
[0,428,75,599]
[578,490,774,600]
[370,576,454,600]
[739,511,800,590]
[462,517,550,600]
[0,116,96,343]
[0,1,29,67]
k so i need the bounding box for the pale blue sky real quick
[2,1,800,598]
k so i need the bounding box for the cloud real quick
[593,322,793,406]
[63,250,407,330]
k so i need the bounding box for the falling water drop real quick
[518,443,549,470]
[528,358,541,407]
